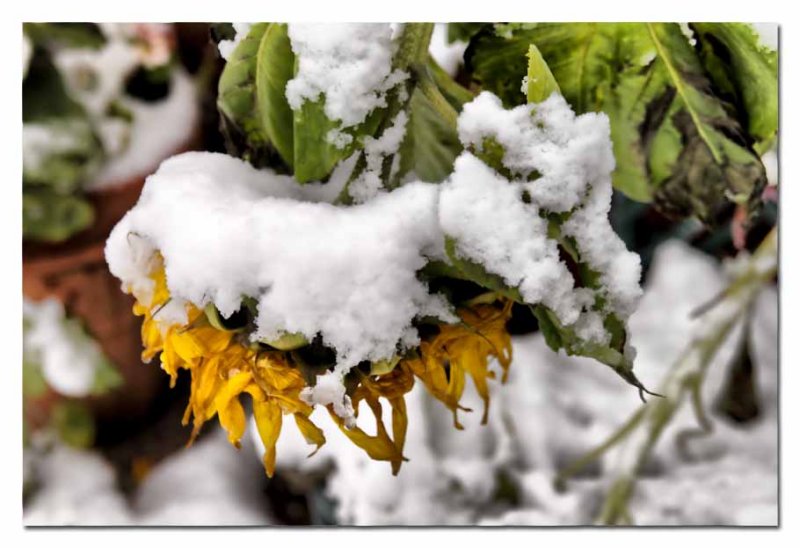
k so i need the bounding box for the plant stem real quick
[555,228,777,525]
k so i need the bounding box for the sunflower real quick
[129,255,514,476]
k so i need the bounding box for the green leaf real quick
[292,96,350,183]
[427,55,474,109]
[23,190,94,243]
[218,23,296,169]
[525,44,560,103]
[397,88,462,183]
[466,23,772,224]
[444,233,647,393]
[447,23,488,44]
[51,401,95,448]
[256,23,296,168]
[465,26,531,107]
[643,23,766,224]
[690,23,778,149]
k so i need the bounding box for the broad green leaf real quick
[427,55,474,110]
[218,23,296,169]
[397,88,462,183]
[690,23,778,149]
[296,25,436,184]
[293,96,348,183]
[643,23,766,224]
[447,23,488,44]
[465,22,772,224]
[465,26,531,107]
[256,23,296,168]
[525,44,560,103]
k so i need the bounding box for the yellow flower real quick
[128,257,515,476]
[405,300,513,428]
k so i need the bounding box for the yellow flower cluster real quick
[132,259,513,476]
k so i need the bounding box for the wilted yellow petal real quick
[253,399,283,477]
[294,413,326,456]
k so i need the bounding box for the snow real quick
[258,240,776,525]
[24,445,132,526]
[753,23,778,50]
[25,428,274,526]
[53,25,141,134]
[439,153,586,328]
[48,23,199,190]
[23,298,106,398]
[22,120,89,175]
[22,33,32,77]
[301,372,356,429]
[457,92,616,213]
[347,110,408,203]
[285,23,408,146]
[106,152,456,378]
[429,23,467,76]
[444,92,641,331]
[217,23,252,62]
[87,68,199,189]
[106,90,640,416]
[762,149,778,186]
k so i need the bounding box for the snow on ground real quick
[23,298,106,398]
[24,428,274,526]
[258,240,777,525]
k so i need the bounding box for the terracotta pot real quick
[23,128,200,426]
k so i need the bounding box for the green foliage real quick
[22,359,48,398]
[443,234,647,394]
[219,23,444,186]
[217,23,276,167]
[51,401,95,448]
[690,23,778,150]
[462,23,777,225]
[447,23,488,44]
[24,23,106,50]
[90,357,124,396]
[23,49,85,122]
[398,88,463,183]
[525,44,560,103]
[23,190,95,242]
[22,35,106,242]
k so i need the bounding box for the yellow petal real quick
[213,370,253,448]
[293,413,326,456]
[253,399,283,477]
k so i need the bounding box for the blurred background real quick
[22,23,778,526]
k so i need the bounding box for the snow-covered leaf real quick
[464,23,776,225]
